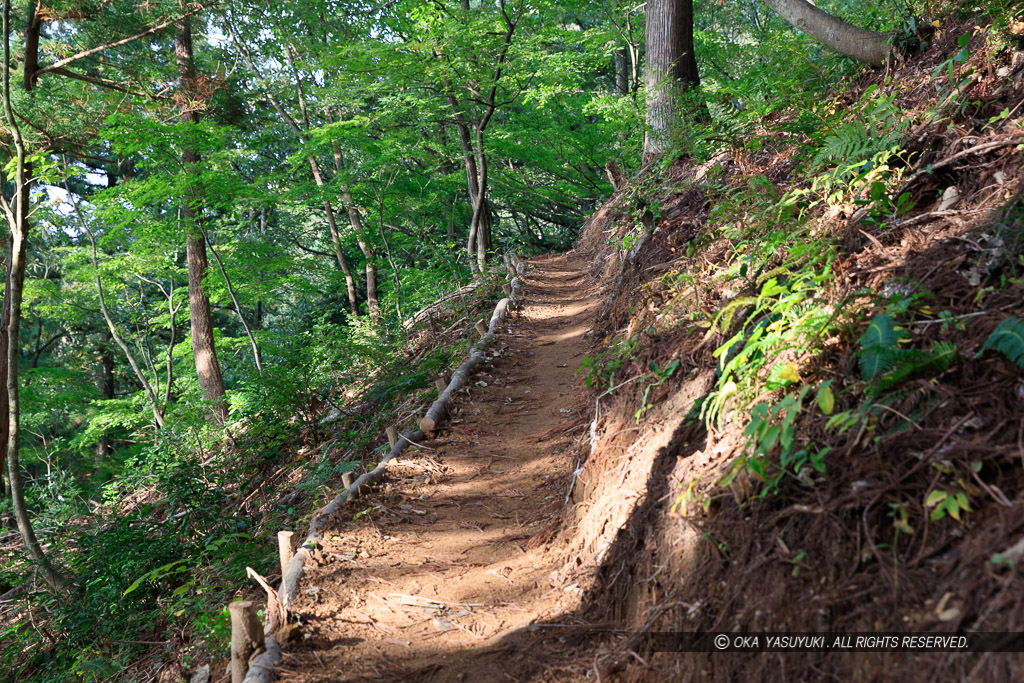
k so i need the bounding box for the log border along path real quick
[238,255,526,683]
[272,253,601,682]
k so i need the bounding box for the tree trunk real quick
[1,0,68,592]
[761,0,890,66]
[447,95,483,270]
[307,155,359,316]
[177,18,228,424]
[94,331,114,473]
[614,48,629,96]
[333,145,381,325]
[0,240,10,525]
[341,192,379,324]
[644,0,701,155]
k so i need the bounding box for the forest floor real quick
[280,254,600,682]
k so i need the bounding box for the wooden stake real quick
[502,283,512,295]
[434,376,448,393]
[386,426,399,449]
[475,319,488,337]
[277,531,295,579]
[342,471,355,488]
[229,601,263,683]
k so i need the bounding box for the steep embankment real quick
[268,17,1024,683]
[547,18,1024,683]
[280,256,603,681]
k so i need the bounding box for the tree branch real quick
[35,3,216,82]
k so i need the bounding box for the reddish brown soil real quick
[280,254,601,682]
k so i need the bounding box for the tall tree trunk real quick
[340,191,379,324]
[761,0,890,66]
[222,17,362,315]
[614,48,629,96]
[333,145,380,324]
[1,0,68,591]
[94,331,114,473]
[0,240,10,527]
[307,156,359,315]
[644,0,701,155]
[176,18,228,424]
[447,95,483,270]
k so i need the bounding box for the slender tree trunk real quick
[176,18,228,424]
[0,242,10,521]
[65,175,167,428]
[447,95,483,269]
[340,191,379,324]
[222,17,362,315]
[614,48,629,96]
[1,0,68,591]
[333,145,380,324]
[94,331,114,473]
[644,0,702,155]
[307,156,359,315]
[761,0,890,66]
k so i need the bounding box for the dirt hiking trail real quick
[282,254,602,682]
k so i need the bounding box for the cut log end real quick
[419,416,436,435]
[474,319,488,337]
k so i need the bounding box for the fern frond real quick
[978,317,1024,369]
[859,347,899,380]
[859,314,901,351]
[706,296,758,337]
[872,341,959,394]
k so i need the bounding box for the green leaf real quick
[945,496,961,521]
[978,317,1024,368]
[925,490,947,507]
[870,181,886,202]
[816,383,834,415]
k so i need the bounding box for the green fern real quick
[978,317,1024,369]
[872,341,958,395]
[811,88,909,176]
[812,121,877,169]
[857,314,909,380]
[859,314,960,392]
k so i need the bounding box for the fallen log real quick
[418,279,522,435]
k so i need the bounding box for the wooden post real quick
[229,601,263,683]
[434,376,448,393]
[502,283,512,295]
[386,426,399,449]
[474,319,488,337]
[342,471,355,488]
[277,531,295,579]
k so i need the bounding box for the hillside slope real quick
[554,13,1024,682]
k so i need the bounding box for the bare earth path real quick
[281,254,600,682]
